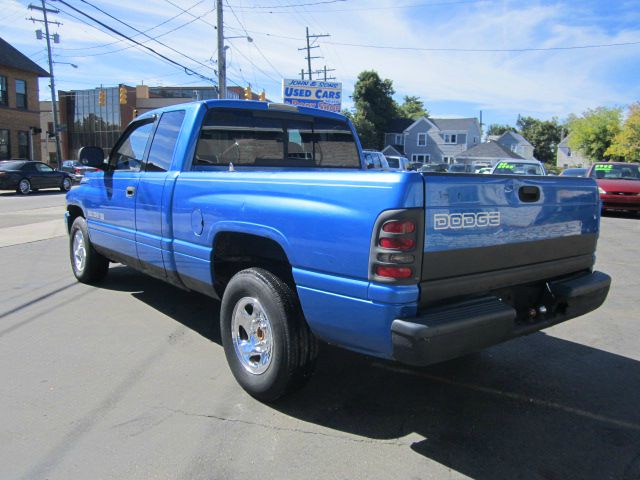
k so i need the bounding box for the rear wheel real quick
[220,268,317,401]
[17,178,30,195]
[60,177,72,192]
[69,217,109,283]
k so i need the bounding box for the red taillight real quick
[371,211,422,282]
[375,265,413,279]
[379,237,415,250]
[74,168,81,174]
[382,220,415,234]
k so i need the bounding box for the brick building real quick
[0,37,49,160]
[58,84,238,159]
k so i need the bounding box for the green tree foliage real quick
[398,96,428,120]
[487,124,516,136]
[516,116,566,164]
[606,103,640,162]
[566,107,622,162]
[351,70,398,149]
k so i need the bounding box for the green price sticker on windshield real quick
[595,164,613,170]
[497,162,512,169]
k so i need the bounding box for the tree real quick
[398,95,428,120]
[516,116,566,164]
[487,124,516,136]
[606,103,640,162]
[566,107,622,162]
[351,70,398,149]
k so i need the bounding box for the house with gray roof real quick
[454,140,524,166]
[382,116,481,164]
[494,131,535,160]
[556,135,591,169]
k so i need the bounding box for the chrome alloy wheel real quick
[231,297,274,375]
[62,177,72,191]
[72,229,86,272]
[19,179,30,194]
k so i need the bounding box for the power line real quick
[224,1,283,80]
[76,0,216,74]
[55,0,207,51]
[163,0,217,29]
[55,6,216,59]
[53,0,217,83]
[240,0,346,8]
[321,39,640,52]
[226,27,640,53]
[229,0,488,13]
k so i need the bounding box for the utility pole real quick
[298,27,329,81]
[216,0,225,98]
[312,65,336,81]
[29,1,62,168]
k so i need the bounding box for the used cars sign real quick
[282,79,342,112]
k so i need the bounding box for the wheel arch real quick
[211,230,294,298]
[66,204,85,233]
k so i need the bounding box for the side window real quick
[146,110,186,172]
[35,163,54,173]
[15,79,27,109]
[110,120,155,172]
[21,162,37,173]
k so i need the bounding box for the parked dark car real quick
[560,167,588,177]
[60,160,98,183]
[0,160,73,195]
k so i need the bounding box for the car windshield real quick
[0,161,26,171]
[449,164,467,172]
[386,158,399,168]
[591,163,640,180]
[493,162,543,175]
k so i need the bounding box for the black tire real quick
[60,177,72,192]
[69,216,109,284]
[220,268,318,402]
[17,178,30,195]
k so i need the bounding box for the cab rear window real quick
[192,108,359,169]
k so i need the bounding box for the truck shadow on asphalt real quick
[101,265,640,480]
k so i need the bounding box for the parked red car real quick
[588,162,640,213]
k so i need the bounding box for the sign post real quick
[282,79,342,112]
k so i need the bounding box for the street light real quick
[218,35,253,99]
[53,61,78,68]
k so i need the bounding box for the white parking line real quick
[0,219,67,247]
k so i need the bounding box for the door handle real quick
[126,186,136,198]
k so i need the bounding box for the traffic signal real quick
[98,89,106,106]
[259,90,266,101]
[244,86,252,100]
[133,109,138,118]
[119,86,127,104]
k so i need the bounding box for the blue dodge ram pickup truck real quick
[66,100,611,401]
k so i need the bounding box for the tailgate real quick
[420,173,600,303]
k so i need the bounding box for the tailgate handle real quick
[518,186,540,202]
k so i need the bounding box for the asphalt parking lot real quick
[1,190,639,480]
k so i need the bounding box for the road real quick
[1,190,639,480]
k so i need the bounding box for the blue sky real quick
[2,0,640,127]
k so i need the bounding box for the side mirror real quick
[78,146,106,170]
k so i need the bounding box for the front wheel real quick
[60,177,72,192]
[17,178,30,195]
[220,268,317,402]
[69,217,109,283]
